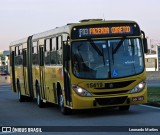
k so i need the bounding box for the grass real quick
[147,87,160,103]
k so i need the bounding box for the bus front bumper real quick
[71,88,147,110]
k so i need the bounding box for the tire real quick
[17,82,25,102]
[59,93,72,115]
[26,97,33,102]
[119,105,130,111]
[36,84,45,108]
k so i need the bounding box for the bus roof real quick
[76,19,137,25]
[10,37,28,46]
[10,19,139,46]
[32,25,71,41]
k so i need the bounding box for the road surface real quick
[0,84,160,135]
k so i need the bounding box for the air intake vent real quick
[79,19,103,23]
[95,96,127,106]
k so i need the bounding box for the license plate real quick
[132,96,144,102]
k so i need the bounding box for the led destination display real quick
[71,23,140,39]
[79,26,131,37]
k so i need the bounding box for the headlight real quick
[72,84,92,97]
[130,81,146,93]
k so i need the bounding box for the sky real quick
[0,0,160,50]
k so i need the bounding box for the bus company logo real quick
[2,127,11,132]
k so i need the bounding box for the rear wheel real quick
[36,84,45,108]
[119,105,130,111]
[17,82,25,102]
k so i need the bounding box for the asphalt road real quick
[0,84,160,135]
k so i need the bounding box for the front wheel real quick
[59,93,72,115]
[119,105,130,111]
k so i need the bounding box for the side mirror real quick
[63,41,70,61]
[143,38,148,53]
[141,31,148,54]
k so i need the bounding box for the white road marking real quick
[0,132,14,134]
[140,104,160,110]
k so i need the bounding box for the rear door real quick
[23,49,30,95]
[39,46,45,100]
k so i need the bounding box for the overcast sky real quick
[0,0,160,50]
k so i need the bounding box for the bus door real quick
[11,51,16,92]
[63,43,72,106]
[39,46,45,100]
[23,49,29,95]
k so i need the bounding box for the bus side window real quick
[58,36,62,50]
[15,46,22,66]
[10,47,15,66]
[39,47,44,66]
[32,41,38,65]
[15,47,18,65]
[45,39,50,65]
[51,37,57,65]
[57,36,62,65]
[19,45,22,55]
[19,45,23,65]
[23,49,27,67]
[15,46,19,56]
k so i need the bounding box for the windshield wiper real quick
[88,38,103,56]
[88,38,105,65]
[112,36,126,54]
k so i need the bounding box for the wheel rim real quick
[60,94,65,113]
[17,84,21,100]
[18,90,20,100]
[60,95,64,107]
[37,93,40,105]
[36,85,40,105]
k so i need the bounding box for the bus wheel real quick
[17,82,25,102]
[119,105,130,111]
[59,93,72,115]
[36,85,45,108]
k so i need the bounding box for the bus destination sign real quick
[78,26,132,37]
[71,23,140,39]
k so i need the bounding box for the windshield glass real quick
[71,38,144,79]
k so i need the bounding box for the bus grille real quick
[95,96,127,106]
[93,90,129,95]
[94,80,135,89]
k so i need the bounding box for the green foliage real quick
[147,87,160,103]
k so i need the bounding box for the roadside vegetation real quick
[147,87,160,103]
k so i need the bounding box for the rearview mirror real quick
[141,31,148,54]
[143,38,148,53]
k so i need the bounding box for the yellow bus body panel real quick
[70,71,147,109]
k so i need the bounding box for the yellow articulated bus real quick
[10,19,148,115]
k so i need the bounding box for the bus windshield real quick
[72,38,144,79]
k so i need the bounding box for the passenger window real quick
[51,38,56,50]
[45,39,50,52]
[57,36,62,65]
[51,37,57,65]
[45,39,50,65]
[58,36,62,50]
[32,41,38,65]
